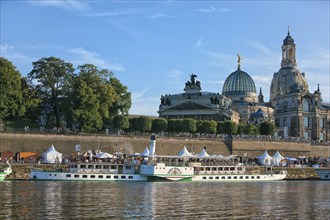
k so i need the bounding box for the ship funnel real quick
[149,133,156,160]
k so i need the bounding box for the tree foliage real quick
[217,121,225,134]
[69,79,102,132]
[182,119,196,133]
[167,119,183,133]
[0,57,23,120]
[196,120,217,134]
[112,115,129,130]
[151,118,168,133]
[136,116,152,133]
[223,121,238,135]
[259,121,275,135]
[28,57,75,127]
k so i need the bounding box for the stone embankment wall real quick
[0,133,329,158]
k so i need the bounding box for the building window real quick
[302,99,310,111]
[319,133,324,142]
[303,132,309,140]
[320,118,324,128]
[304,117,309,127]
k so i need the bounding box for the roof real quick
[222,67,256,95]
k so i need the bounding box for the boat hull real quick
[315,168,330,180]
[192,173,287,182]
[30,170,147,181]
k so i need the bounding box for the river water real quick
[0,181,329,219]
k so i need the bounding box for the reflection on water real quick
[0,181,329,219]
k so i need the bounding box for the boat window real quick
[66,174,71,177]
[49,174,52,176]
[245,176,249,179]
[230,167,235,171]
[239,176,243,179]
[96,165,102,169]
[88,165,94,169]
[237,167,242,171]
[128,176,133,179]
[91,175,95,178]
[219,167,223,171]
[106,175,111,179]
[209,177,213,179]
[224,167,229,171]
[325,175,328,178]
[202,177,207,180]
[114,175,118,179]
[121,176,126,179]
[82,175,87,178]
[212,167,217,171]
[221,176,225,179]
[257,176,260,179]
[103,165,109,169]
[227,176,231,179]
[233,176,237,179]
[74,175,79,178]
[206,167,211,171]
[251,176,255,179]
[80,165,86,169]
[111,165,117,169]
[215,176,219,179]
[98,175,103,178]
[126,166,132,170]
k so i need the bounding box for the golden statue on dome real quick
[237,54,243,69]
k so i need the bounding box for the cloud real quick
[68,47,125,72]
[0,44,33,65]
[84,9,138,17]
[193,37,203,48]
[130,88,159,116]
[28,0,90,12]
[195,6,230,13]
[151,13,169,19]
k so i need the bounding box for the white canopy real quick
[140,147,150,157]
[41,145,62,164]
[95,152,114,159]
[197,148,210,157]
[178,146,193,157]
[257,151,272,166]
[272,151,284,166]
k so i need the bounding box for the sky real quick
[1,1,329,116]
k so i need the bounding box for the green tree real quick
[259,121,275,135]
[167,119,183,133]
[69,79,102,132]
[223,121,238,135]
[237,123,245,134]
[245,124,258,135]
[196,120,217,134]
[137,116,152,133]
[110,77,131,115]
[112,115,129,130]
[182,118,196,133]
[77,64,117,126]
[217,121,225,134]
[0,57,23,122]
[129,117,139,132]
[28,57,75,128]
[20,77,42,122]
[151,118,168,133]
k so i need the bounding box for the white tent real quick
[178,146,193,157]
[272,151,284,166]
[197,148,210,157]
[257,151,272,166]
[42,145,63,164]
[140,147,150,157]
[95,152,114,159]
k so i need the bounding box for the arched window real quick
[288,48,293,59]
[302,99,310,111]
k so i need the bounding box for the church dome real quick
[270,67,308,101]
[222,67,256,96]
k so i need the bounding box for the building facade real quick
[158,30,330,142]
